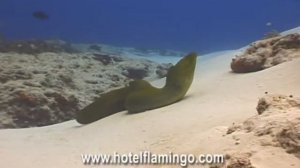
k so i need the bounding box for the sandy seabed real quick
[0,27,300,168]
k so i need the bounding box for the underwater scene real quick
[0,0,300,167]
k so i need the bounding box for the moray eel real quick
[76,52,197,124]
[125,52,197,113]
[76,87,131,124]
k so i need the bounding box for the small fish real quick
[266,22,272,26]
[32,11,49,20]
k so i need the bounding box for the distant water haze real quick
[0,0,300,53]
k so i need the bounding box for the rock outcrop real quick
[227,94,300,158]
[0,50,172,128]
[210,153,255,168]
[231,33,300,73]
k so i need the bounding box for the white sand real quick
[281,26,300,35]
[1,27,300,168]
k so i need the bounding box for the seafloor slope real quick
[0,27,299,168]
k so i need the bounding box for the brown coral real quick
[210,153,255,168]
[227,94,300,158]
[231,34,300,73]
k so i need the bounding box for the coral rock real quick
[231,33,300,73]
[231,55,265,73]
[227,94,300,158]
[0,48,172,128]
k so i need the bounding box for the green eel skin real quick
[125,52,197,113]
[76,87,131,124]
[76,52,197,124]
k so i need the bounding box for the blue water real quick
[0,0,300,54]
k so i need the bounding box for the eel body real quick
[76,52,197,124]
[125,52,197,113]
[76,87,130,124]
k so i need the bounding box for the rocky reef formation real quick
[227,94,300,159]
[0,39,78,54]
[0,49,172,128]
[231,33,300,73]
[75,43,184,58]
